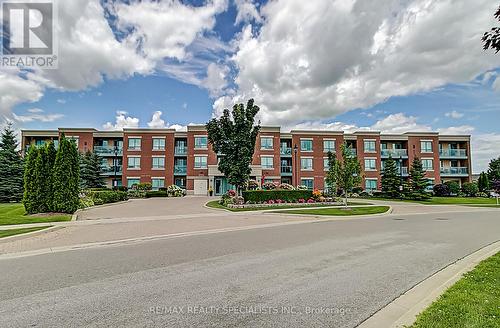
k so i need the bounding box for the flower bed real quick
[227,201,342,209]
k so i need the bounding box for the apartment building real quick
[21,126,472,195]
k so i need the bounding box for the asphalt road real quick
[0,209,499,328]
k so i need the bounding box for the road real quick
[0,208,499,327]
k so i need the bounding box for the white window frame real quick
[364,140,376,153]
[323,139,336,153]
[300,138,313,152]
[420,140,433,153]
[128,137,141,151]
[194,155,208,169]
[127,178,140,188]
[152,156,165,169]
[422,158,434,171]
[194,136,208,149]
[365,178,378,191]
[151,178,165,190]
[323,157,329,171]
[260,136,274,150]
[364,158,377,171]
[301,178,314,190]
[301,157,313,171]
[260,156,274,169]
[152,137,166,151]
[127,156,141,169]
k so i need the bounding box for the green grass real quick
[206,200,371,212]
[0,226,52,238]
[366,196,499,206]
[0,203,72,226]
[273,206,390,216]
[409,251,500,328]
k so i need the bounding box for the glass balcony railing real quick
[398,167,409,175]
[174,165,187,174]
[439,149,467,158]
[280,165,293,174]
[94,146,123,156]
[440,167,468,175]
[280,147,292,155]
[174,146,187,155]
[381,149,408,157]
[101,165,122,175]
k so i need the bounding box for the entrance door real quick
[215,178,223,195]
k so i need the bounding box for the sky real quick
[1,0,500,172]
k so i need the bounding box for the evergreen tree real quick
[22,147,39,214]
[52,135,80,213]
[44,142,57,211]
[408,157,431,200]
[487,156,500,184]
[478,172,490,192]
[327,144,362,206]
[0,122,24,202]
[80,151,105,189]
[32,146,50,212]
[381,155,401,198]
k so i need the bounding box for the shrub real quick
[433,184,450,197]
[135,183,152,191]
[242,190,313,203]
[232,196,245,205]
[298,198,306,203]
[113,186,128,192]
[79,196,94,209]
[227,189,237,197]
[167,185,184,197]
[444,181,460,195]
[307,198,315,203]
[247,180,259,190]
[312,189,322,200]
[296,185,309,190]
[461,182,479,197]
[277,183,294,190]
[127,190,147,198]
[88,190,128,205]
[262,182,277,190]
[145,191,168,198]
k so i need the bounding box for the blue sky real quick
[1,0,500,171]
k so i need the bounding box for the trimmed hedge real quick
[89,190,128,205]
[145,191,168,198]
[242,190,313,203]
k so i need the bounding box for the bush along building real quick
[21,127,472,195]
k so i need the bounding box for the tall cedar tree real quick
[0,123,24,202]
[206,99,260,193]
[487,156,500,184]
[45,142,57,211]
[328,144,362,206]
[33,145,50,212]
[482,6,500,53]
[80,151,105,189]
[52,135,80,213]
[381,155,401,198]
[408,157,431,200]
[22,147,39,213]
[478,172,490,192]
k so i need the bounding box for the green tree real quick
[206,99,261,194]
[461,182,479,197]
[487,156,500,184]
[328,144,362,206]
[0,122,24,202]
[381,155,401,198]
[44,141,57,211]
[325,151,337,195]
[482,5,500,53]
[80,151,104,189]
[444,180,460,195]
[22,147,39,214]
[52,135,80,213]
[478,172,490,192]
[32,145,51,213]
[408,157,430,200]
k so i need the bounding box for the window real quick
[365,179,377,191]
[128,138,141,150]
[364,159,376,171]
[422,159,434,171]
[194,156,207,168]
[152,138,165,150]
[323,140,336,153]
[152,157,165,169]
[127,157,140,169]
[324,158,329,171]
[421,141,433,153]
[127,178,140,188]
[364,140,376,153]
[301,158,313,170]
[300,139,313,151]
[261,156,274,169]
[426,178,435,191]
[301,178,314,190]
[194,136,208,149]
[260,137,273,150]
[151,178,165,190]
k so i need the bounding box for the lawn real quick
[273,206,390,216]
[0,226,52,239]
[206,200,371,212]
[409,251,500,328]
[365,196,499,206]
[0,203,72,226]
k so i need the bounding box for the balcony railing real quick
[101,165,122,175]
[398,167,409,175]
[174,165,187,174]
[94,146,123,156]
[440,167,468,175]
[280,147,292,156]
[174,146,187,155]
[439,149,467,158]
[280,165,293,175]
[381,149,408,157]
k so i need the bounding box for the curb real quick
[267,205,393,218]
[0,225,62,243]
[357,240,500,328]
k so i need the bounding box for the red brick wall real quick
[255,131,281,180]
[408,135,440,183]
[356,134,381,189]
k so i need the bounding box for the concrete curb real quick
[0,225,62,243]
[357,240,500,328]
[266,205,393,218]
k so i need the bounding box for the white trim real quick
[151,136,166,139]
[260,155,274,158]
[260,135,274,138]
[194,154,209,157]
[152,155,166,158]
[127,155,141,158]
[300,156,314,159]
[127,136,142,139]
[151,177,165,180]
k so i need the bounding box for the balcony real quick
[397,167,409,176]
[439,149,467,158]
[174,146,187,155]
[174,165,187,175]
[94,146,123,157]
[280,165,293,176]
[381,149,408,158]
[101,165,122,175]
[348,148,357,156]
[280,147,292,156]
[440,167,469,176]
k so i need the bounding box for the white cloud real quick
[234,0,262,25]
[56,99,67,104]
[147,111,166,128]
[437,125,475,135]
[371,113,431,133]
[471,134,500,173]
[493,76,500,92]
[203,63,230,97]
[27,108,44,113]
[444,110,464,119]
[0,71,44,118]
[102,111,140,130]
[13,109,64,123]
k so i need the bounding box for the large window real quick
[324,158,329,171]
[421,141,433,153]
[300,139,313,152]
[127,178,140,188]
[301,158,313,170]
[422,159,434,171]
[261,156,274,169]
[194,156,207,168]
[194,136,208,149]
[152,157,165,169]
[260,137,273,150]
[301,178,314,190]
[364,159,376,171]
[128,138,141,150]
[152,138,165,150]
[365,179,377,191]
[127,157,140,169]
[151,178,165,190]
[323,140,336,153]
[364,140,376,153]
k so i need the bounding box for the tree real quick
[327,144,362,206]
[44,142,57,211]
[381,155,401,198]
[478,172,490,192]
[0,122,24,202]
[52,135,80,213]
[33,144,51,213]
[408,157,430,200]
[482,6,500,53]
[461,182,478,197]
[22,147,39,214]
[487,156,500,184]
[206,99,261,194]
[444,180,460,195]
[325,151,337,195]
[80,151,104,189]
[433,184,450,197]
